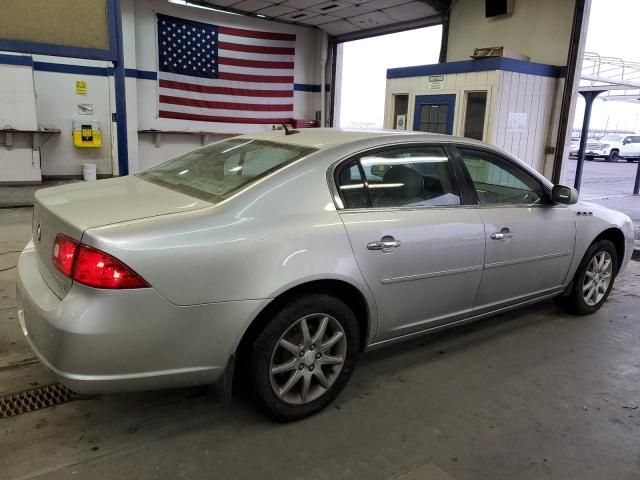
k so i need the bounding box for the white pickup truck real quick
[583,134,640,162]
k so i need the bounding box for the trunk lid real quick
[32,176,210,298]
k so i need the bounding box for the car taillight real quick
[52,234,79,277]
[52,234,149,289]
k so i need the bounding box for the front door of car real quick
[334,145,485,342]
[454,146,576,311]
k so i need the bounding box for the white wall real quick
[33,56,114,177]
[490,71,557,171]
[0,58,41,183]
[447,0,575,66]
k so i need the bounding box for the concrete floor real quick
[1,207,640,480]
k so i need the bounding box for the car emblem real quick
[36,223,41,242]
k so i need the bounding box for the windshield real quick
[137,139,316,203]
[599,135,623,142]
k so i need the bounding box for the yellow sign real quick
[75,80,87,95]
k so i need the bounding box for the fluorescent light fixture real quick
[256,14,267,18]
[168,0,242,16]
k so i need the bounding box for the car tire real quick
[607,150,620,162]
[557,239,618,316]
[249,294,359,422]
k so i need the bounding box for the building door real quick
[413,94,455,134]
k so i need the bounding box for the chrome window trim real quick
[326,139,465,212]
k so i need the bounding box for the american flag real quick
[157,13,295,124]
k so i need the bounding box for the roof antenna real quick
[282,123,300,135]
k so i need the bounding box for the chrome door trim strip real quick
[484,251,571,270]
[380,264,483,285]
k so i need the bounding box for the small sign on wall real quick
[395,114,406,130]
[507,112,527,133]
[427,75,445,90]
[75,80,87,95]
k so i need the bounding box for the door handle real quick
[490,228,514,241]
[367,236,402,251]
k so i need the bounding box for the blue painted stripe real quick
[0,57,331,91]
[33,61,109,76]
[0,53,32,66]
[294,83,331,92]
[387,58,565,79]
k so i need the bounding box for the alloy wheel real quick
[583,251,613,306]
[269,313,347,405]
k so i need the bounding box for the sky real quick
[338,0,640,132]
[575,0,640,132]
[338,26,441,128]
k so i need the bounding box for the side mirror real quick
[552,185,578,205]
[623,139,631,145]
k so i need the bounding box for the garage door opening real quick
[334,26,442,129]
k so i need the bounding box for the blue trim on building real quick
[387,58,565,79]
[0,0,119,61]
[112,0,129,176]
[1,58,331,96]
[294,83,331,93]
[33,62,109,76]
[130,69,157,80]
[0,53,33,66]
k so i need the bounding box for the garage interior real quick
[1,0,640,479]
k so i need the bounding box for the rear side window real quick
[138,139,316,203]
[336,146,461,209]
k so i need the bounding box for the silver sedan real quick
[17,129,635,421]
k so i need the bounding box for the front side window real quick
[137,139,315,203]
[457,147,546,205]
[336,146,461,209]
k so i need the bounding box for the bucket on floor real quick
[82,163,97,181]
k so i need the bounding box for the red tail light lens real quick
[52,234,148,289]
[52,234,79,277]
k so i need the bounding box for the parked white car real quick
[584,134,640,162]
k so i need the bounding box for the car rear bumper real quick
[16,240,268,394]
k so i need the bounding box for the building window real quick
[463,91,487,141]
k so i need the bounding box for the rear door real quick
[453,146,576,311]
[334,144,485,342]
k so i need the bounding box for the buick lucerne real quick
[17,129,635,421]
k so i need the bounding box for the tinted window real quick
[458,148,546,205]
[336,161,369,209]
[336,146,461,208]
[138,139,315,203]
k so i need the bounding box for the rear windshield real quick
[137,138,316,203]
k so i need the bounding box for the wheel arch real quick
[593,227,626,271]
[234,279,372,377]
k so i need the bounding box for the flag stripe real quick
[160,94,293,112]
[217,56,294,70]
[160,110,292,124]
[218,41,295,56]
[218,26,296,42]
[161,103,292,119]
[159,87,292,105]
[159,79,293,98]
[218,33,294,49]
[218,63,293,77]
[158,72,293,91]
[219,49,293,63]
[217,72,294,83]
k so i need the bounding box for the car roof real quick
[234,128,466,150]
